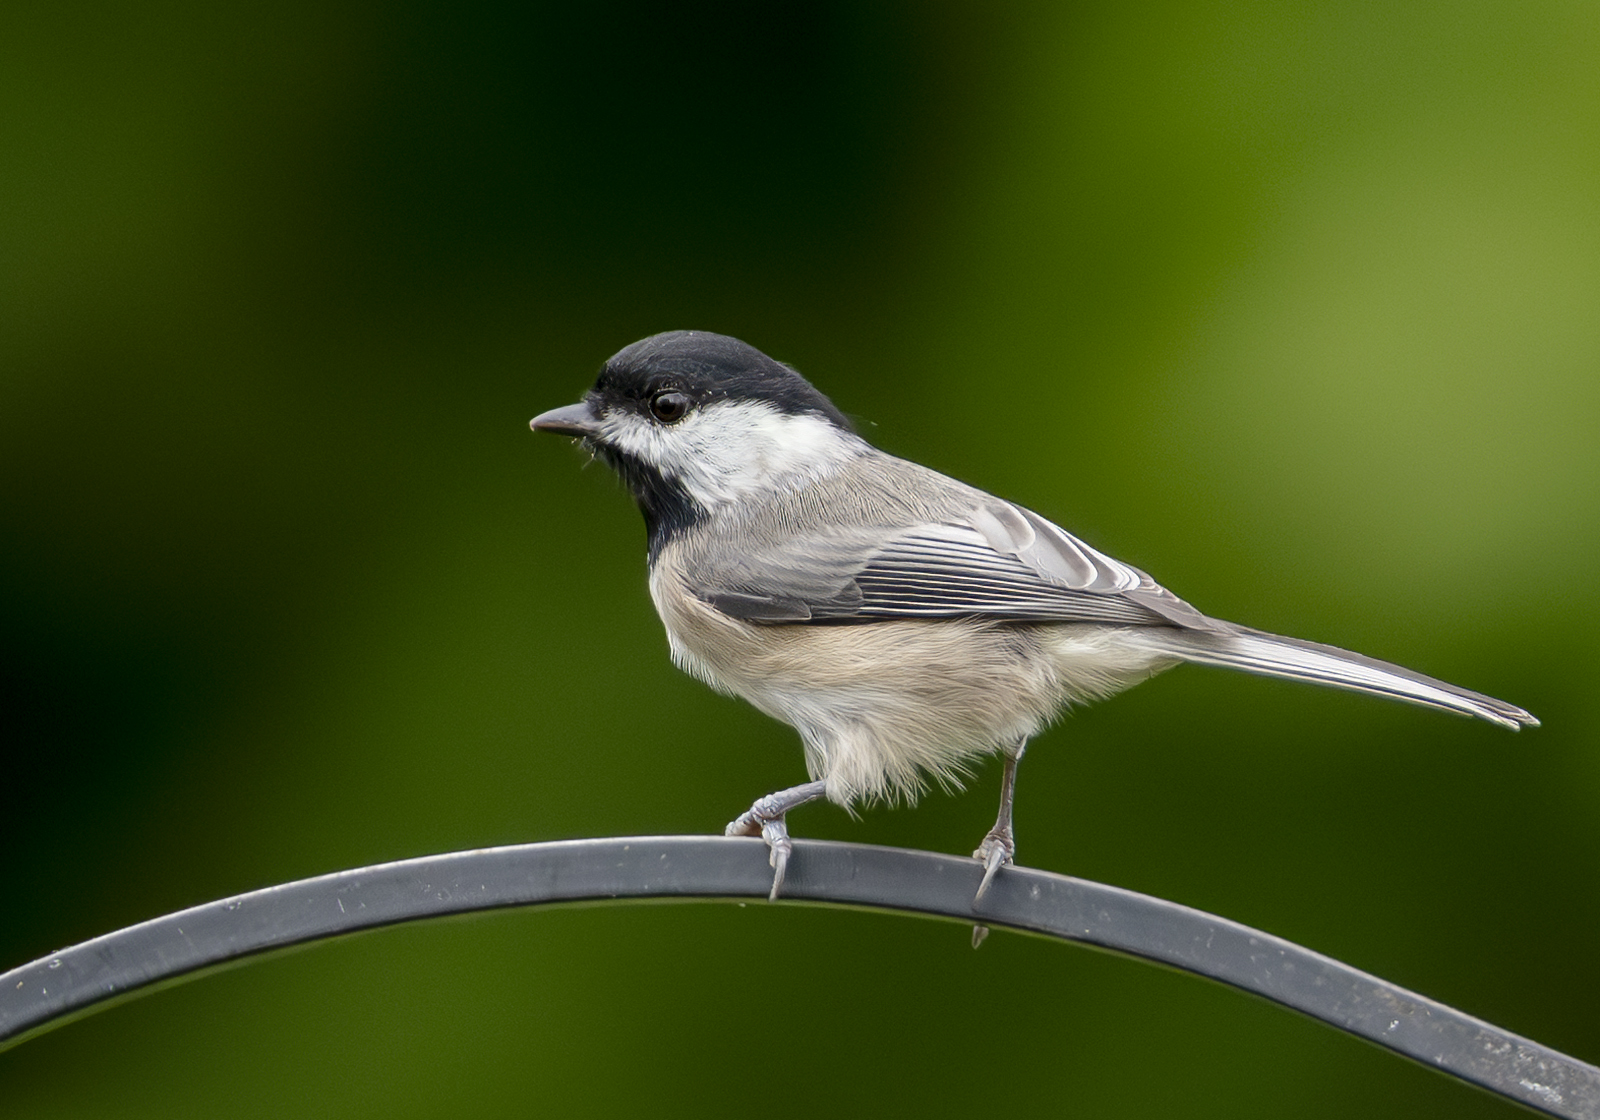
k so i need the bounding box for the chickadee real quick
[531,330,1537,903]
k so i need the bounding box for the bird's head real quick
[531,331,863,540]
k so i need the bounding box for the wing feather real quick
[693,498,1213,629]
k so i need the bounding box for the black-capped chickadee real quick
[531,331,1537,903]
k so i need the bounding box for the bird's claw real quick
[726,788,816,900]
[972,827,1015,905]
[761,818,793,901]
[724,810,762,838]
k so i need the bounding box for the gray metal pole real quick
[3,836,1595,1118]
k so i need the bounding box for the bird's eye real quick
[649,391,692,423]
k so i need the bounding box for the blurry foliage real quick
[2,2,1597,1117]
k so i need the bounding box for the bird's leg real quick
[973,741,1026,904]
[725,780,828,901]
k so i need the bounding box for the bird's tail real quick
[1130,624,1538,730]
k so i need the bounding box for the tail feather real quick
[1137,624,1538,730]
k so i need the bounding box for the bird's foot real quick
[725,781,825,901]
[724,811,794,901]
[972,825,1016,905]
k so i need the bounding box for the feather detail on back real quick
[676,450,1211,629]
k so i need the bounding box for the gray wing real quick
[695,498,1222,631]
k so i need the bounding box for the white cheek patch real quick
[598,400,862,508]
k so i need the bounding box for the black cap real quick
[592,331,851,430]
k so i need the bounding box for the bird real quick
[530,330,1537,905]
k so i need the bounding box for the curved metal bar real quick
[3,836,1596,1118]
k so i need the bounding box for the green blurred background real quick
[3,2,1597,1116]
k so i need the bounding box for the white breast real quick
[647,548,1175,807]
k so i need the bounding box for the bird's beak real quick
[529,401,600,438]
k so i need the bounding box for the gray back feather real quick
[673,451,1221,630]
